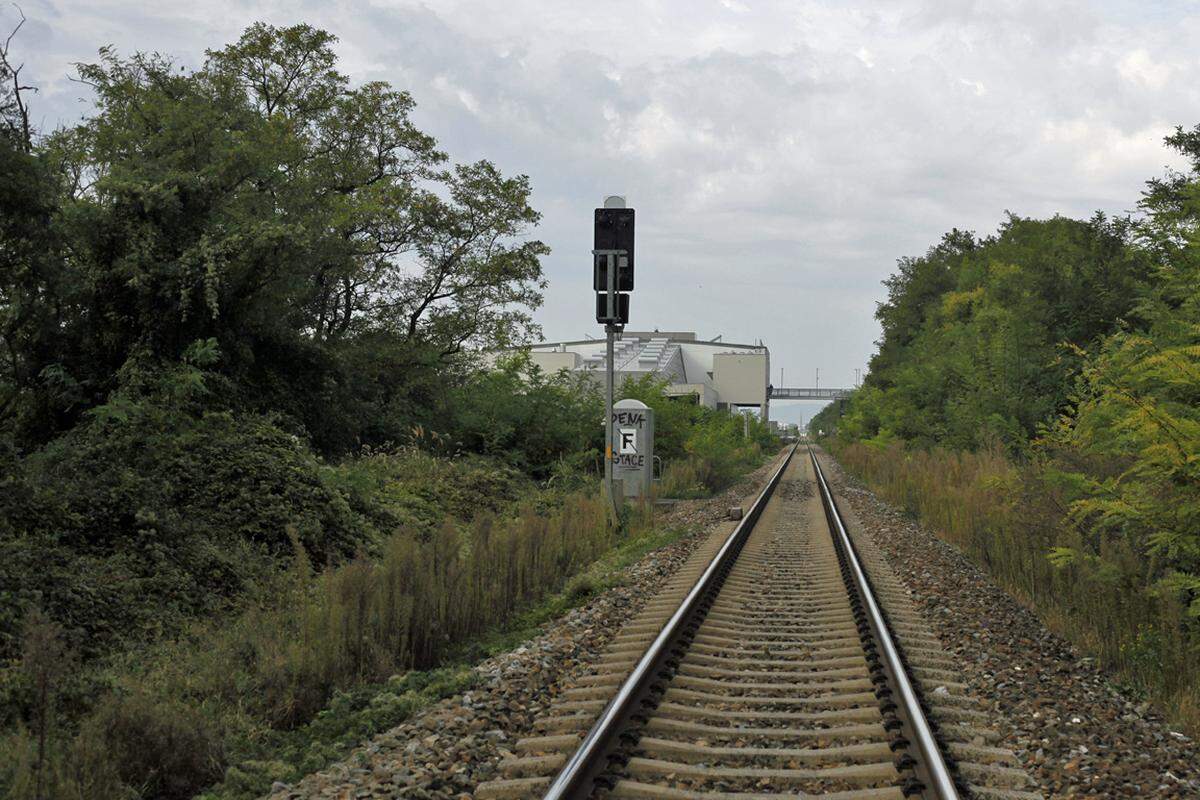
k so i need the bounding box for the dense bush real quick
[0,489,633,800]
[659,417,772,498]
[0,364,364,663]
[436,354,604,479]
[328,446,533,536]
[90,690,226,800]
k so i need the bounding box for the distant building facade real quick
[491,331,771,420]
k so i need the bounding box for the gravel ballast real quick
[816,449,1200,799]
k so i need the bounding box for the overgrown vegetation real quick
[0,363,769,800]
[621,375,776,497]
[833,443,1199,725]
[812,125,1200,732]
[2,488,636,800]
[0,19,776,799]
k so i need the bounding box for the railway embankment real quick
[816,452,1200,799]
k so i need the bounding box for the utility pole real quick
[815,368,820,392]
[594,197,634,523]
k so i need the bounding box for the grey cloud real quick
[7,0,1199,408]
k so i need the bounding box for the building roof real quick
[526,331,767,352]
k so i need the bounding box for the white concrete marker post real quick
[611,398,654,498]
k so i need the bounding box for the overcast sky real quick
[7,0,1197,424]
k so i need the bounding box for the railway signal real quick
[593,203,634,323]
[594,292,629,325]
[594,196,635,520]
[593,207,634,293]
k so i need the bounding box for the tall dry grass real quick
[834,441,1200,732]
[1,490,637,799]
[166,491,620,728]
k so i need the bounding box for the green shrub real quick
[325,447,533,537]
[565,573,597,603]
[0,722,133,800]
[439,354,603,479]
[0,394,366,662]
[0,683,224,800]
[658,408,771,498]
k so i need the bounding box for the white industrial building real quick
[493,331,772,419]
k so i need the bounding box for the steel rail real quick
[809,446,961,800]
[540,443,798,800]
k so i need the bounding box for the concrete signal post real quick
[594,196,635,521]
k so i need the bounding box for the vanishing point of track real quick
[478,446,1042,800]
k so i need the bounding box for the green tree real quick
[440,353,603,479]
[1043,126,1200,611]
[850,215,1147,450]
[0,22,548,454]
[0,9,71,445]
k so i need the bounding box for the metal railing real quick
[769,386,851,399]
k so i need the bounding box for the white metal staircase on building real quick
[579,336,687,384]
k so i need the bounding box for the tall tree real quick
[0,22,549,452]
[851,214,1147,450]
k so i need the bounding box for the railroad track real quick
[478,446,1041,800]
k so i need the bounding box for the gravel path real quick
[815,450,1200,799]
[264,454,787,800]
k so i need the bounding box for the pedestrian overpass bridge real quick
[769,387,852,400]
